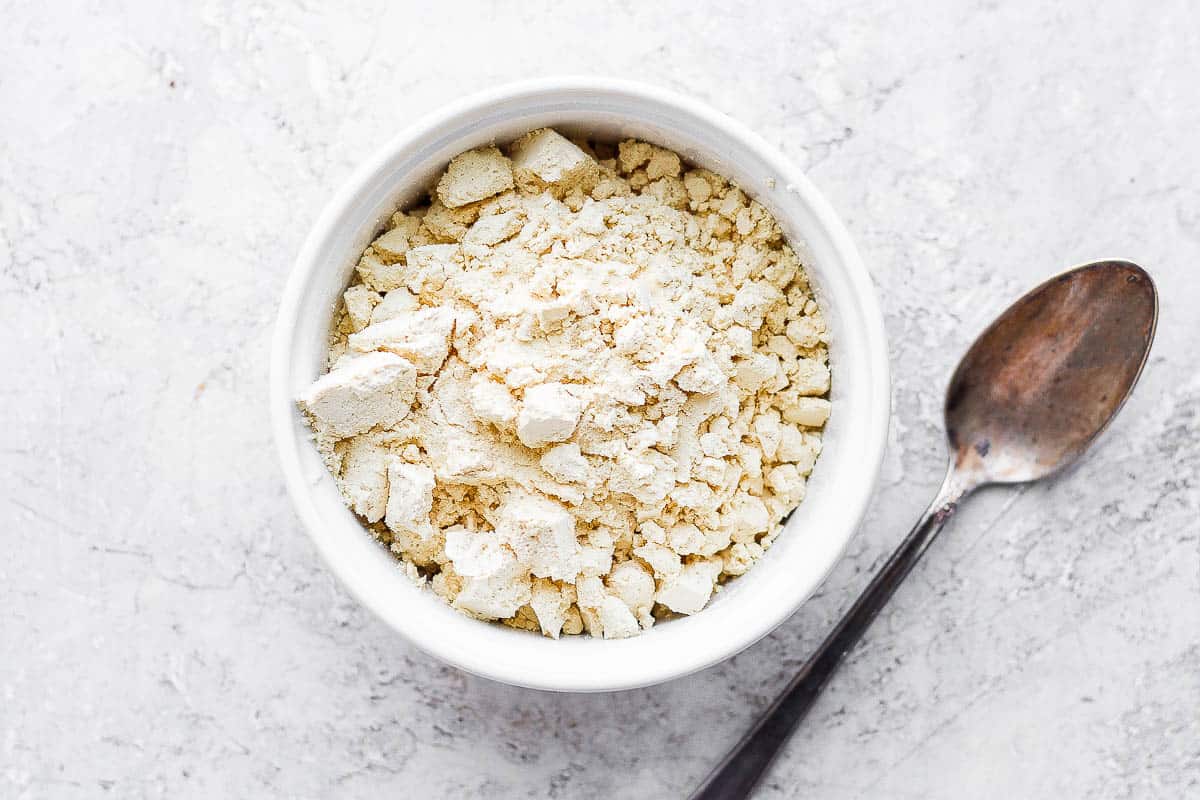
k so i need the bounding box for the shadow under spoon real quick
[689,259,1159,799]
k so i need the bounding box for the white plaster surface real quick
[3,1,1198,797]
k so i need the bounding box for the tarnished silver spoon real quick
[690,260,1158,799]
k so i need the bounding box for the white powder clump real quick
[298,129,831,639]
[298,352,416,439]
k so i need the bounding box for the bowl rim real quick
[270,76,890,691]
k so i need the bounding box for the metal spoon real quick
[690,259,1158,799]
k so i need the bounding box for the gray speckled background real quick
[3,1,1198,797]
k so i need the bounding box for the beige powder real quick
[298,129,831,639]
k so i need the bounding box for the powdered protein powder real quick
[298,129,831,639]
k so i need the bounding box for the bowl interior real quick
[272,81,889,691]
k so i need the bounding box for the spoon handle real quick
[688,470,970,800]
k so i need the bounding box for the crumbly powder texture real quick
[299,129,831,639]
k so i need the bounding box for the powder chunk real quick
[454,549,532,619]
[343,285,379,333]
[370,289,419,325]
[675,354,725,395]
[753,412,782,460]
[634,542,682,578]
[298,352,416,438]
[606,560,654,628]
[785,316,824,348]
[575,576,640,639]
[338,436,390,523]
[766,464,806,507]
[668,522,705,555]
[578,544,614,578]
[444,526,507,577]
[510,128,599,195]
[495,493,581,582]
[595,595,640,639]
[371,215,421,259]
[683,171,712,202]
[423,199,479,241]
[645,147,682,180]
[783,396,832,426]
[349,307,455,374]
[730,281,782,329]
[356,252,407,292]
[735,353,777,392]
[464,210,524,246]
[617,140,653,173]
[517,383,583,448]
[436,146,514,208]
[656,558,722,614]
[723,494,770,542]
[539,442,590,485]
[529,579,573,639]
[404,244,460,295]
[469,376,518,428]
[608,448,676,505]
[777,424,818,469]
[385,460,436,540]
[789,359,831,396]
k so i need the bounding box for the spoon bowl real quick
[946,260,1158,487]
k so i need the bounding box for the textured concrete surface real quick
[3,1,1198,798]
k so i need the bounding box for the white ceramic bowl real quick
[271,78,889,692]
